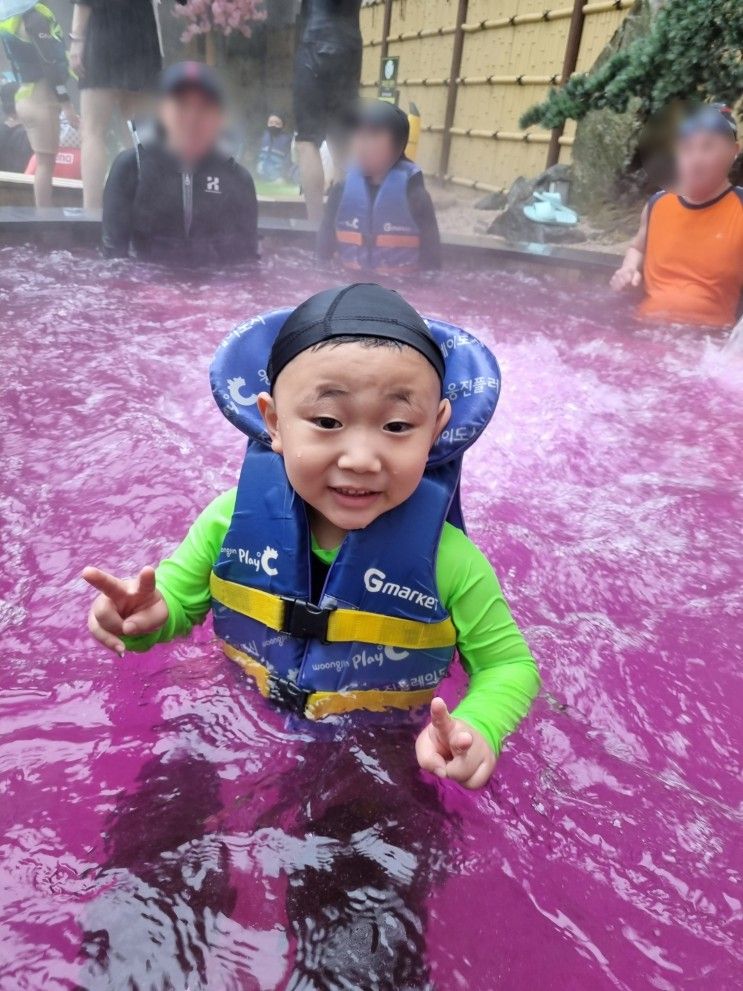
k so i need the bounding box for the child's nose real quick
[337,444,382,475]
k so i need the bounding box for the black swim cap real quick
[354,100,410,155]
[267,284,445,387]
[678,104,738,141]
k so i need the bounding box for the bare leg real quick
[296,140,326,224]
[326,135,349,187]
[14,85,59,209]
[80,88,117,210]
[33,152,55,208]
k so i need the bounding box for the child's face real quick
[258,342,450,545]
[351,126,399,179]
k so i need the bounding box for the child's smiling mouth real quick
[328,486,383,509]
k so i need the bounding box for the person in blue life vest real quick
[83,284,539,789]
[255,111,293,184]
[317,100,442,273]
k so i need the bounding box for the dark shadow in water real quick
[74,752,235,991]
[74,723,456,991]
[269,726,456,991]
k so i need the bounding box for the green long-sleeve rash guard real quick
[124,488,541,754]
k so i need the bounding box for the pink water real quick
[1,244,741,991]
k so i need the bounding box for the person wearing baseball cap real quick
[101,61,257,267]
[612,103,742,327]
[317,99,442,274]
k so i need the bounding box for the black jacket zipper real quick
[182,170,193,237]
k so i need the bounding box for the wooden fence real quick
[360,0,635,192]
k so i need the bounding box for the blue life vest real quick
[334,159,422,273]
[209,309,500,719]
[256,129,291,183]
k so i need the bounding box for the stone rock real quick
[474,190,507,210]
[487,208,586,244]
[540,163,572,184]
[539,224,587,245]
[504,175,538,210]
[485,164,581,242]
[571,0,654,211]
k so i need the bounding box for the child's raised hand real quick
[415,697,496,790]
[82,566,168,656]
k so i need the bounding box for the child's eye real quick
[312,416,342,430]
[384,421,413,434]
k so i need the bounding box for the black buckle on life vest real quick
[280,597,333,643]
[267,675,310,716]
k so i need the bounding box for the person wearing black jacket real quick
[102,63,258,267]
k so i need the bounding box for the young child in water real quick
[317,100,441,273]
[83,284,539,788]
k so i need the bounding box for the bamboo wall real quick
[360,0,634,192]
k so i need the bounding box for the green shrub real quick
[520,0,743,130]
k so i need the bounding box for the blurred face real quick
[676,130,739,200]
[267,114,284,131]
[351,126,399,179]
[258,342,450,548]
[159,88,225,164]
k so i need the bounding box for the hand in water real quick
[82,566,167,656]
[415,697,496,789]
[610,263,642,292]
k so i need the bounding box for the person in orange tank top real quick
[611,104,743,329]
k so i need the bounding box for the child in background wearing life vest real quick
[611,104,743,328]
[83,284,539,789]
[255,112,294,184]
[317,100,442,273]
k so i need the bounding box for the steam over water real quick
[1,245,741,990]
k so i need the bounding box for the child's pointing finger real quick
[429,696,454,739]
[81,566,128,602]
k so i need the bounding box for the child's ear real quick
[434,398,452,440]
[257,392,283,453]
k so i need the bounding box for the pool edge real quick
[0,206,621,275]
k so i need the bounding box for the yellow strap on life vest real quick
[210,572,456,649]
[221,641,435,720]
[222,641,273,696]
[305,687,435,720]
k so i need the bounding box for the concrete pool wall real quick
[0,205,621,277]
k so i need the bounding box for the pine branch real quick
[520,0,743,130]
